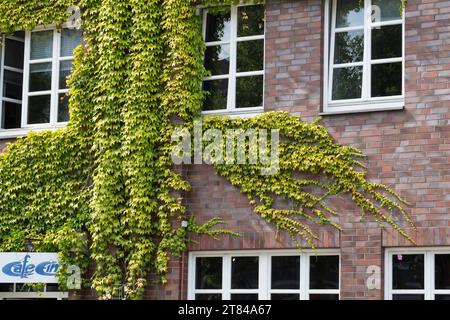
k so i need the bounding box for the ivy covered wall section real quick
[0,0,412,300]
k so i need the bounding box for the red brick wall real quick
[179,0,450,300]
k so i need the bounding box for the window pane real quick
[2,101,22,129]
[202,79,228,111]
[271,256,300,290]
[271,294,299,300]
[58,93,70,122]
[371,62,402,97]
[236,39,264,72]
[309,256,339,290]
[30,30,53,60]
[372,0,403,22]
[205,10,231,43]
[230,294,259,300]
[231,256,259,289]
[3,70,23,100]
[392,254,424,290]
[392,294,424,300]
[372,25,402,59]
[29,62,52,92]
[236,75,263,108]
[237,5,265,37]
[435,254,450,290]
[4,39,24,69]
[0,283,14,292]
[28,95,50,124]
[332,66,362,100]
[334,30,364,64]
[336,0,364,28]
[435,295,450,300]
[195,257,222,290]
[195,294,222,300]
[204,45,230,76]
[45,284,61,292]
[309,294,339,300]
[60,29,82,57]
[59,60,73,89]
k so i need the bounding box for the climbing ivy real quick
[0,0,412,299]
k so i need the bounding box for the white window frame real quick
[22,26,72,129]
[323,0,405,115]
[188,249,340,300]
[0,283,68,300]
[385,247,450,300]
[0,25,77,138]
[201,3,265,117]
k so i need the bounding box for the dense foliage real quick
[0,0,412,299]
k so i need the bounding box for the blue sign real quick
[0,253,59,283]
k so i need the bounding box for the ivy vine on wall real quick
[0,0,412,299]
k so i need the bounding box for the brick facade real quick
[171,0,450,300]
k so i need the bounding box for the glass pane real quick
[12,31,25,39]
[231,256,259,289]
[195,294,222,300]
[202,79,228,111]
[372,25,402,59]
[435,254,450,290]
[309,294,339,300]
[30,30,53,60]
[237,5,265,37]
[309,256,339,290]
[334,30,364,64]
[2,101,22,129]
[237,39,264,72]
[271,294,299,300]
[392,294,424,300]
[371,62,402,97]
[392,254,424,290]
[0,283,14,292]
[59,60,73,89]
[4,38,24,69]
[271,256,300,290]
[27,95,50,124]
[60,29,82,57]
[230,294,259,300]
[336,0,364,28]
[435,295,450,300]
[3,70,23,100]
[58,93,70,122]
[372,0,403,22]
[29,62,52,92]
[195,257,222,290]
[332,66,362,100]
[204,45,230,76]
[205,10,231,43]
[236,75,263,108]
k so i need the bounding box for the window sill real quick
[0,125,66,140]
[321,101,404,116]
[201,107,264,118]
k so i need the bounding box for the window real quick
[323,0,404,114]
[0,27,82,134]
[385,248,450,300]
[0,283,68,300]
[188,250,340,300]
[201,4,265,115]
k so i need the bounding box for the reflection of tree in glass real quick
[334,31,363,63]
[237,40,264,72]
[336,0,363,28]
[332,66,362,100]
[238,5,265,37]
[371,25,401,59]
[205,8,230,42]
[236,76,263,108]
[203,79,228,111]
